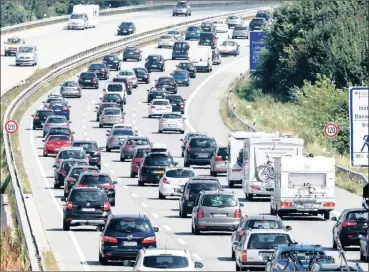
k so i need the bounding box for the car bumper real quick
[150,109,172,116]
[146,65,162,70]
[219,51,237,55]
[195,219,239,231]
[100,120,122,126]
[118,30,133,35]
[61,90,80,97]
[174,10,188,14]
[239,261,266,269]
[175,80,189,85]
[79,82,97,87]
[16,59,35,65]
[137,76,149,82]
[212,164,227,173]
[194,65,209,71]
[160,185,183,197]
[340,233,361,246]
[68,25,85,29]
[106,142,124,150]
[158,42,174,47]
[88,157,101,165]
[5,49,18,54]
[44,148,60,155]
[186,158,211,165]
[140,174,163,183]
[105,63,120,70]
[171,105,185,113]
[159,123,184,131]
[124,53,140,59]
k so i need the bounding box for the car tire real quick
[211,170,217,177]
[332,236,337,249]
[43,153,47,157]
[235,263,241,271]
[179,207,187,218]
[120,156,125,162]
[162,66,165,72]
[99,252,108,265]
[159,191,165,199]
[130,171,135,178]
[180,130,184,134]
[64,190,68,198]
[184,160,190,167]
[106,146,111,152]
[95,84,98,89]
[323,211,330,220]
[228,181,234,188]
[63,220,70,231]
[110,199,115,207]
[123,58,126,61]
[181,151,184,157]
[232,249,235,260]
[138,179,144,186]
[193,224,200,235]
[54,182,61,189]
[186,83,189,87]
[148,115,152,118]
[99,124,103,128]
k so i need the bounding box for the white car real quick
[148,99,172,118]
[103,82,126,99]
[133,248,204,271]
[158,112,184,134]
[158,35,175,48]
[214,21,228,33]
[167,30,182,40]
[218,40,240,56]
[226,15,242,28]
[158,167,195,199]
[116,68,138,88]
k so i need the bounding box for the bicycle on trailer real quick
[255,156,274,183]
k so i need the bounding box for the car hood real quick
[17,52,34,58]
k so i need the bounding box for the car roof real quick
[71,187,104,192]
[189,136,214,140]
[165,167,193,172]
[47,115,66,119]
[277,244,324,251]
[70,165,98,170]
[119,68,134,72]
[80,172,110,177]
[140,248,190,257]
[60,147,84,151]
[248,229,290,234]
[152,99,169,102]
[188,178,219,183]
[112,128,132,132]
[110,214,150,220]
[245,215,281,221]
[200,190,234,196]
[60,159,86,163]
[73,141,97,144]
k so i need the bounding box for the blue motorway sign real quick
[249,31,266,72]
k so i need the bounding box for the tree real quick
[0,1,29,27]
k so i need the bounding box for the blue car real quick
[99,214,159,265]
[171,69,190,86]
[48,102,71,120]
[185,26,201,40]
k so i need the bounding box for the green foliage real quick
[1,1,28,27]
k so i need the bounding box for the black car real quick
[87,63,109,80]
[184,136,217,167]
[249,17,267,31]
[123,46,142,61]
[145,55,165,72]
[133,68,150,84]
[101,93,124,109]
[147,87,170,103]
[78,72,99,89]
[32,110,54,130]
[180,132,208,157]
[63,165,100,197]
[176,62,196,78]
[72,141,102,169]
[117,22,136,35]
[112,77,132,95]
[332,208,368,249]
[96,102,121,121]
[61,187,112,231]
[200,22,215,33]
[99,214,159,264]
[172,41,190,60]
[179,176,221,217]
[76,172,117,206]
[256,10,271,21]
[45,126,74,140]
[155,76,177,94]
[102,54,121,71]
[199,32,217,49]
[164,94,185,114]
[53,159,88,189]
[138,152,178,186]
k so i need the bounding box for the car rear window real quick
[49,128,70,134]
[112,130,134,136]
[107,84,123,92]
[190,138,216,148]
[201,194,238,207]
[48,135,70,141]
[153,100,169,106]
[80,174,111,184]
[280,250,325,263]
[80,73,95,79]
[106,218,153,233]
[217,147,228,157]
[148,56,160,61]
[61,161,86,171]
[135,149,149,158]
[50,103,68,108]
[59,150,84,159]
[104,108,121,115]
[158,78,173,84]
[247,220,284,229]
[121,23,133,27]
[90,64,104,69]
[251,18,265,24]
[112,77,126,83]
[346,211,368,221]
[143,256,189,269]
[145,155,173,166]
[161,35,172,39]
[126,139,149,145]
[174,42,189,48]
[63,81,78,87]
[166,96,183,102]
[118,70,134,76]
[72,142,98,152]
[134,68,147,75]
[70,168,99,179]
[70,190,107,202]
[247,233,292,249]
[189,182,219,195]
[235,26,247,30]
[103,56,116,61]
[47,117,66,123]
[166,169,195,178]
[162,114,181,119]
[228,16,239,19]
[172,71,187,78]
[103,94,121,101]
[46,98,63,103]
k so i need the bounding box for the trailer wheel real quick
[323,211,330,220]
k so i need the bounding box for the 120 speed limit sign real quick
[324,122,339,139]
[4,120,19,135]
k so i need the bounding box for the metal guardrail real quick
[227,72,369,186]
[2,7,264,270]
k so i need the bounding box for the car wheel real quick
[232,249,235,260]
[97,164,101,170]
[323,211,330,220]
[148,115,152,118]
[130,171,135,178]
[54,182,60,189]
[162,66,165,72]
[63,220,70,231]
[181,151,184,157]
[99,124,103,128]
[99,252,108,265]
[106,146,111,152]
[138,179,144,187]
[184,160,190,167]
[180,130,184,134]
[95,84,98,89]
[64,190,68,198]
[211,170,217,177]
[120,156,125,162]
[332,236,337,249]
[123,58,126,61]
[193,224,200,235]
[159,191,166,199]
[228,181,234,188]
[110,199,115,207]
[158,130,162,133]
[43,153,47,157]
[179,207,187,218]
[235,262,240,271]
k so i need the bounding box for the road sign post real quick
[4,120,18,134]
[249,31,266,72]
[349,87,368,168]
[324,122,339,152]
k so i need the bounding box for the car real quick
[359,227,369,261]
[148,99,172,118]
[172,41,190,60]
[76,172,117,206]
[112,77,133,94]
[227,15,242,28]
[158,167,195,199]
[212,48,222,65]
[103,82,127,98]
[63,165,100,197]
[54,147,89,168]
[232,24,248,39]
[133,67,150,84]
[61,187,112,231]
[155,76,177,93]
[59,81,81,98]
[170,70,190,86]
[185,26,201,40]
[164,94,186,114]
[233,229,294,271]
[138,151,178,186]
[180,132,207,157]
[42,96,65,109]
[178,176,221,217]
[191,190,244,234]
[176,62,196,78]
[53,159,88,189]
[133,248,203,271]
[101,93,125,109]
[102,54,121,70]
[42,116,69,137]
[71,141,102,169]
[200,22,215,33]
[99,107,125,128]
[209,146,228,176]
[4,36,25,56]
[218,40,240,56]
[249,17,267,31]
[311,263,364,271]
[167,30,183,40]
[331,208,368,249]
[199,32,217,48]
[122,46,142,61]
[231,215,292,260]
[172,1,191,16]
[15,44,37,66]
[117,21,136,35]
[256,10,271,21]
[31,109,54,130]
[145,55,165,72]
[110,123,137,133]
[44,126,74,141]
[119,136,151,161]
[78,72,99,89]
[99,214,159,264]
[105,128,135,152]
[147,87,170,103]
[95,102,121,121]
[43,135,72,156]
[88,63,109,80]
[158,113,185,134]
[158,35,175,48]
[150,143,168,153]
[184,136,217,167]
[130,147,150,178]
[116,68,138,88]
[47,101,71,120]
[214,20,228,33]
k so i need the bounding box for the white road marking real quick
[110,169,115,174]
[132,120,136,124]
[92,100,96,104]
[138,101,142,104]
[134,107,138,111]
[141,203,148,208]
[163,225,171,231]
[87,106,90,110]
[83,113,87,117]
[152,213,159,218]
[29,121,90,271]
[86,138,90,141]
[192,254,202,261]
[123,185,128,189]
[104,163,110,168]
[83,132,87,136]
[82,125,86,129]
[177,238,186,245]
[131,193,138,198]
[134,126,139,131]
[82,119,86,123]
[132,113,136,118]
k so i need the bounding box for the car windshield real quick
[346,211,368,221]
[148,56,160,61]
[247,233,292,249]
[18,47,34,53]
[235,26,247,30]
[176,2,187,8]
[247,220,284,229]
[70,168,99,179]
[48,135,70,141]
[37,111,54,118]
[222,41,236,46]
[71,191,106,202]
[189,183,219,195]
[104,109,121,115]
[125,47,137,52]
[120,22,132,27]
[112,130,134,136]
[190,138,216,148]
[90,64,104,69]
[134,68,147,74]
[135,149,149,158]
[161,35,172,39]
[187,26,199,31]
[103,94,121,101]
[172,72,187,78]
[63,81,78,87]
[79,175,111,184]
[81,73,95,79]
[166,96,183,102]
[163,114,181,119]
[71,14,84,19]
[72,142,97,152]
[47,117,66,123]
[143,256,189,269]
[178,63,191,69]
[126,139,149,145]
[46,98,63,103]
[217,147,228,157]
[280,250,325,263]
[103,56,116,61]
[166,169,195,178]
[252,18,265,24]
[7,38,22,43]
[145,155,174,166]
[49,128,70,134]
[61,161,86,171]
[59,151,84,159]
[153,100,169,106]
[201,194,238,207]
[118,71,133,76]
[107,218,153,233]
[158,78,172,84]
[107,84,123,92]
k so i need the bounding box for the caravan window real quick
[288,173,326,187]
[237,149,243,167]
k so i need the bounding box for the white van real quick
[190,45,212,72]
[68,4,99,30]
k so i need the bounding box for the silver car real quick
[191,190,244,234]
[15,44,37,66]
[60,81,82,98]
[232,25,248,39]
[105,128,135,152]
[158,113,184,134]
[43,115,70,137]
[210,146,228,176]
[99,107,124,128]
[172,1,191,16]
[116,68,138,88]
[167,30,183,40]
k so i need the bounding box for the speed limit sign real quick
[324,122,339,139]
[4,120,19,135]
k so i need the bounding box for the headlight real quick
[129,28,133,31]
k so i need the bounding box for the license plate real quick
[108,198,114,202]
[178,81,182,83]
[153,170,164,174]
[262,253,272,257]
[151,65,157,67]
[84,80,91,82]
[129,52,133,54]
[213,214,227,217]
[123,241,137,246]
[197,153,208,158]
[156,96,162,98]
[168,124,176,127]
[82,208,95,212]
[118,138,125,141]
[55,109,61,111]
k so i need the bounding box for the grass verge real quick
[43,250,59,271]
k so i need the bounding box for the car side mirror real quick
[286,226,292,230]
[194,262,203,269]
[42,139,45,142]
[68,121,72,123]
[331,216,337,221]
[77,75,80,77]
[72,132,75,134]
[239,203,244,207]
[99,97,102,100]
[180,139,183,141]
[95,106,98,109]
[31,114,34,117]
[113,181,117,185]
[153,227,159,232]
[61,197,67,202]
[106,133,110,136]
[147,89,149,92]
[69,105,72,108]
[52,165,56,168]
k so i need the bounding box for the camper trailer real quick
[68,4,99,30]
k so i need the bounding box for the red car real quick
[43,135,72,156]
[130,147,150,178]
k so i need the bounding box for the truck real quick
[227,131,277,188]
[67,4,99,30]
[242,137,304,200]
[4,36,25,56]
[270,156,336,220]
[190,45,212,72]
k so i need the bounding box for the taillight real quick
[142,236,156,244]
[78,184,87,188]
[123,145,133,149]
[185,193,189,200]
[162,178,169,184]
[180,103,184,107]
[104,202,111,211]
[323,202,335,207]
[151,105,156,108]
[186,146,191,152]
[101,68,106,72]
[45,123,51,127]
[280,202,293,207]
[94,151,100,156]
[234,209,241,218]
[103,184,114,189]
[239,229,244,236]
[241,250,247,262]
[215,156,222,161]
[66,201,73,210]
[57,158,61,164]
[102,236,118,246]
[116,99,121,102]
[197,209,204,218]
[342,221,357,227]
[101,116,105,120]
[92,78,97,83]
[109,137,115,142]
[58,170,67,175]
[63,107,69,111]
[66,177,76,182]
[170,82,174,86]
[34,116,40,120]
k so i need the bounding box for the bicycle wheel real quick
[256,165,273,182]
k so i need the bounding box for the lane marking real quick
[192,254,202,261]
[109,169,115,174]
[138,101,142,105]
[92,100,96,104]
[83,132,87,136]
[134,107,138,111]
[132,120,136,124]
[177,238,186,245]
[123,185,128,189]
[87,106,90,110]
[104,163,110,168]
[83,113,87,117]
[131,193,138,198]
[82,119,86,123]
[82,125,86,129]
[163,225,172,231]
[152,213,159,218]
[132,113,136,118]
[141,203,148,208]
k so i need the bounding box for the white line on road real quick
[123,185,128,189]
[134,126,139,131]
[82,119,86,123]
[141,203,148,208]
[109,169,115,174]
[134,107,138,111]
[152,213,159,218]
[131,193,138,198]
[138,101,142,104]
[92,100,96,104]
[83,113,87,116]
[87,106,90,110]
[163,225,171,231]
[192,254,202,261]
[104,163,110,168]
[132,120,136,124]
[82,125,86,129]
[177,238,186,245]
[83,132,87,136]
[132,113,136,118]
